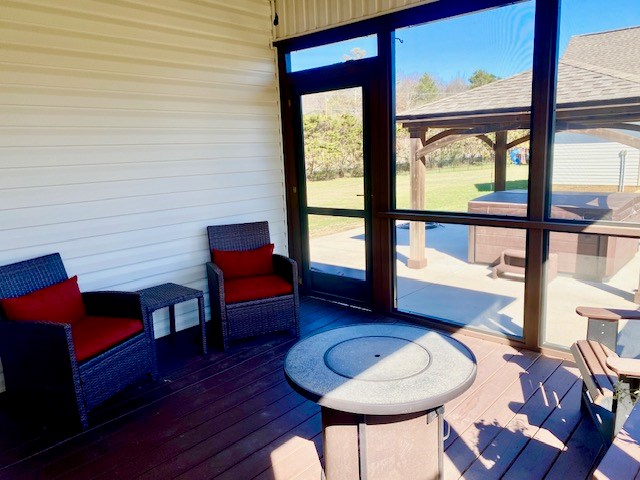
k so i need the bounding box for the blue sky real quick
[290,0,640,81]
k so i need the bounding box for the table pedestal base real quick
[322,406,444,480]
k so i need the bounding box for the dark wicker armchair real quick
[0,253,157,429]
[206,221,299,350]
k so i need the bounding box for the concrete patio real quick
[310,222,640,356]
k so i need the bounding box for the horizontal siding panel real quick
[1,157,280,189]
[3,0,270,38]
[0,208,287,263]
[1,43,275,78]
[0,127,281,147]
[1,181,285,230]
[0,86,277,113]
[0,143,282,167]
[0,60,275,88]
[1,10,269,55]
[0,21,269,69]
[0,197,286,265]
[1,107,279,130]
[0,0,287,363]
[2,64,276,95]
[0,170,284,209]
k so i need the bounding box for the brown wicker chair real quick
[0,253,157,430]
[206,221,299,350]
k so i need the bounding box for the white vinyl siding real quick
[0,0,285,369]
[553,139,640,188]
[274,0,438,39]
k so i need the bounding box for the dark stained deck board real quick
[12,342,301,479]
[164,400,320,479]
[43,310,362,479]
[62,379,300,479]
[0,297,605,480]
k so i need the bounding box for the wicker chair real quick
[206,221,299,350]
[0,253,157,429]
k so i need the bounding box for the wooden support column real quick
[408,130,427,269]
[494,130,508,191]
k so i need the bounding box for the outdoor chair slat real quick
[576,340,615,400]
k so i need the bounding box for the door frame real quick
[286,59,380,308]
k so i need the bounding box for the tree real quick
[414,73,439,105]
[468,69,500,88]
[442,76,468,97]
[303,113,363,181]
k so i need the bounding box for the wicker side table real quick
[138,283,207,354]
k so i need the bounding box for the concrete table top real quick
[284,323,477,415]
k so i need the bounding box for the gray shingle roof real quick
[398,26,640,121]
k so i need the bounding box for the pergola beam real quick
[415,133,469,159]
[476,134,495,149]
[506,134,530,150]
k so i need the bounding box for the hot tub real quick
[467,190,640,280]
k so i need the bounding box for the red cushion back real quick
[1,276,86,324]
[212,244,274,279]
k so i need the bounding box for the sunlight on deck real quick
[268,436,322,480]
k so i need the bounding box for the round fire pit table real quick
[284,323,477,480]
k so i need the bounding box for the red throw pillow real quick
[212,244,274,279]
[1,276,86,324]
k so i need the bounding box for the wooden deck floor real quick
[0,297,606,479]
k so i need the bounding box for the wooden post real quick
[494,130,507,191]
[408,130,427,269]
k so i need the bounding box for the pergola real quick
[396,26,640,268]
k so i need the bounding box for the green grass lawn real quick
[306,163,529,237]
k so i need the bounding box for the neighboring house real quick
[553,28,640,190]
[553,133,640,190]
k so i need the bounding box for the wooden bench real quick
[491,249,558,280]
[593,403,640,479]
[571,307,640,444]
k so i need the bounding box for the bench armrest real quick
[607,357,640,378]
[576,306,640,322]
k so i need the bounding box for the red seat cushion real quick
[1,276,85,324]
[72,315,144,362]
[212,244,274,279]
[224,274,293,304]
